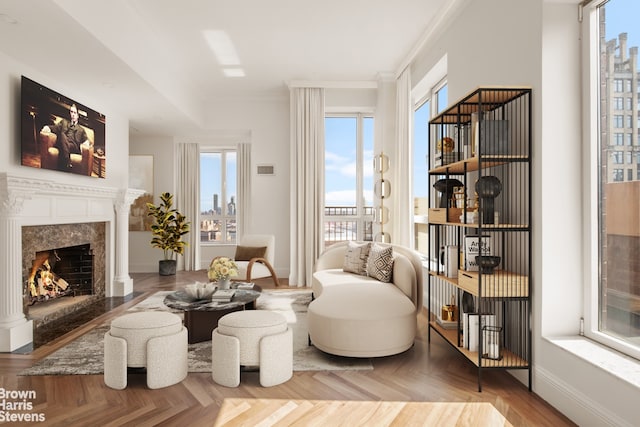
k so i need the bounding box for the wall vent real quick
[257,164,275,175]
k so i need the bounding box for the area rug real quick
[19,289,372,376]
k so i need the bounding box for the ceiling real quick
[0,0,455,137]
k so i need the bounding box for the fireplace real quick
[28,244,94,302]
[22,222,106,329]
[0,173,143,352]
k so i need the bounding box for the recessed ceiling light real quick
[223,68,245,78]
[203,30,240,66]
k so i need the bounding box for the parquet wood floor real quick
[0,271,576,427]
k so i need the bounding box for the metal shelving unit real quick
[426,87,532,391]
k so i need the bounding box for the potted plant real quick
[146,192,190,275]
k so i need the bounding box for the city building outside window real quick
[588,0,640,359]
[200,150,237,244]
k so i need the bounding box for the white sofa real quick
[308,242,423,357]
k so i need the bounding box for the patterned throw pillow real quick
[343,241,371,276]
[367,243,394,282]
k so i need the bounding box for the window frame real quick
[323,113,375,246]
[583,0,640,360]
[200,148,237,246]
[412,78,447,256]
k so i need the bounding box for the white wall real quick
[408,0,640,425]
[0,51,130,189]
[129,96,292,277]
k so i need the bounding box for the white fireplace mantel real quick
[0,172,143,352]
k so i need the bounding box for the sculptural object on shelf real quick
[433,178,463,208]
[475,175,502,224]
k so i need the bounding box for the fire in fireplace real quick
[27,244,94,305]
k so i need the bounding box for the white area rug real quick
[19,289,372,375]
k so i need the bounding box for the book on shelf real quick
[436,316,458,330]
[466,313,496,353]
[464,235,493,271]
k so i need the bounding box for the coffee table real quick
[164,284,262,343]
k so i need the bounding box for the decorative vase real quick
[217,277,231,290]
[159,259,177,276]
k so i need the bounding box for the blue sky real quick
[324,117,374,206]
[605,0,640,48]
[201,152,236,212]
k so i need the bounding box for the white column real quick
[111,189,144,297]
[0,185,33,351]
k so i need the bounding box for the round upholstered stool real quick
[104,312,188,390]
[308,282,417,357]
[212,310,292,387]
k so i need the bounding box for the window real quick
[614,133,624,145]
[614,115,624,127]
[413,100,430,255]
[324,114,374,246]
[614,78,624,92]
[612,151,624,164]
[614,97,624,109]
[200,150,237,244]
[413,82,447,256]
[588,0,640,359]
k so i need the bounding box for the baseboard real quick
[534,366,631,427]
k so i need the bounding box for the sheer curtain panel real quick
[237,142,251,239]
[176,143,200,271]
[289,87,325,287]
[392,68,413,247]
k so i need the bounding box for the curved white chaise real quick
[308,242,424,358]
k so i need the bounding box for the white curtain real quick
[289,87,325,287]
[176,143,200,271]
[236,142,251,240]
[392,67,413,248]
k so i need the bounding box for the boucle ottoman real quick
[104,311,188,390]
[308,282,417,357]
[211,310,292,387]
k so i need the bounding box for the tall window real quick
[413,82,447,255]
[200,150,237,244]
[587,0,640,359]
[324,114,374,246]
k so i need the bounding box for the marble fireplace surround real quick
[0,173,143,352]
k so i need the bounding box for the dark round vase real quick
[159,259,177,276]
[475,176,502,224]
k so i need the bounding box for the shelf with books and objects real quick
[425,87,532,391]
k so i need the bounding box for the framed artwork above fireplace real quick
[20,76,107,178]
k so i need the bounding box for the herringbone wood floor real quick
[0,271,575,427]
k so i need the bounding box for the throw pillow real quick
[343,241,371,276]
[367,243,394,282]
[234,245,267,261]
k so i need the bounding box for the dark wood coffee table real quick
[164,284,262,343]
